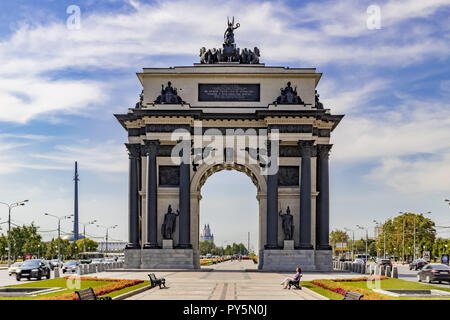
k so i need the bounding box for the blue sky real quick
[0,0,449,249]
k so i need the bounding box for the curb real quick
[112,285,152,300]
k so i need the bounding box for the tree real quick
[8,223,42,260]
[75,238,98,252]
[199,241,216,255]
[330,230,349,256]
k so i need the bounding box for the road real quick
[395,264,450,288]
[0,268,57,287]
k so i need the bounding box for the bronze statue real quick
[224,16,240,46]
[154,81,184,104]
[161,205,180,240]
[315,90,324,109]
[274,82,304,104]
[279,206,294,240]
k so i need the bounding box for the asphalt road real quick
[0,268,57,287]
[395,264,450,288]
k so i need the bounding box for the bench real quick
[288,279,302,290]
[343,291,363,300]
[148,273,166,289]
[75,287,112,300]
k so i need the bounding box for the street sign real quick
[336,242,347,251]
[423,251,430,261]
[441,254,449,265]
[24,254,32,260]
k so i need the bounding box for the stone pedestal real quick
[283,240,295,250]
[315,250,333,271]
[262,249,315,271]
[125,248,142,269]
[162,239,174,249]
[141,249,195,269]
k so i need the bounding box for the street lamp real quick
[0,200,29,267]
[356,225,369,262]
[44,213,73,263]
[399,211,431,261]
[68,217,97,253]
[445,199,449,206]
[344,228,355,260]
[96,224,118,255]
[373,219,386,259]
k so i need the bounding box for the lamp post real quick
[96,224,118,256]
[399,211,431,261]
[356,225,368,262]
[344,228,355,261]
[0,200,29,267]
[70,219,97,252]
[373,219,386,259]
[445,199,449,206]
[44,213,73,263]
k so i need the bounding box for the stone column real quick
[298,140,314,249]
[265,141,279,249]
[143,140,160,249]
[178,141,192,249]
[125,144,140,249]
[317,144,332,250]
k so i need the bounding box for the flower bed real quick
[42,277,144,300]
[311,276,391,300]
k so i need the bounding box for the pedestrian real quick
[281,267,302,289]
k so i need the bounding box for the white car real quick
[8,262,23,276]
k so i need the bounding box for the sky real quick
[0,0,449,249]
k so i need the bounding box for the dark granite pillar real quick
[298,140,314,249]
[265,141,279,249]
[125,143,140,249]
[143,140,159,249]
[317,144,332,250]
[178,140,192,249]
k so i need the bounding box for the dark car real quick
[409,258,428,270]
[417,264,450,284]
[376,258,392,268]
[62,260,80,274]
[16,259,51,281]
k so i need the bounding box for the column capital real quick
[142,140,160,156]
[125,143,141,159]
[298,140,314,157]
[317,144,333,158]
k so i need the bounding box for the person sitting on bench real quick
[281,267,302,289]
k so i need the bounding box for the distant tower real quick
[74,161,79,241]
[200,224,214,243]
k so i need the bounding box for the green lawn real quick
[0,278,150,300]
[302,282,344,300]
[305,278,450,301]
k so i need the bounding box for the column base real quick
[141,249,195,269]
[125,243,140,250]
[264,244,281,250]
[143,243,160,249]
[296,244,314,250]
[317,244,332,250]
[176,244,192,249]
[124,248,141,269]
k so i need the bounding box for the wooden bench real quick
[75,287,112,300]
[288,279,302,290]
[343,291,363,300]
[148,273,166,289]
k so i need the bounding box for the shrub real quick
[311,278,391,300]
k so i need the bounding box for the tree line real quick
[330,213,449,260]
[0,224,98,261]
[199,241,249,256]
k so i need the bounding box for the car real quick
[91,258,104,264]
[50,259,63,269]
[16,259,51,281]
[8,262,23,276]
[353,258,365,264]
[62,260,80,273]
[417,264,450,284]
[409,259,428,270]
[376,258,392,268]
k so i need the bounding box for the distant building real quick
[97,241,127,253]
[200,224,214,243]
[374,224,383,239]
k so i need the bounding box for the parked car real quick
[8,262,23,276]
[417,264,450,284]
[353,258,365,264]
[91,258,104,264]
[62,260,80,273]
[50,259,63,269]
[376,258,392,268]
[409,258,428,270]
[16,259,51,281]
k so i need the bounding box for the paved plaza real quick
[89,260,363,300]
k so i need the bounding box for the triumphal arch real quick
[115,19,343,271]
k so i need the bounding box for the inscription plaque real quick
[198,84,260,102]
